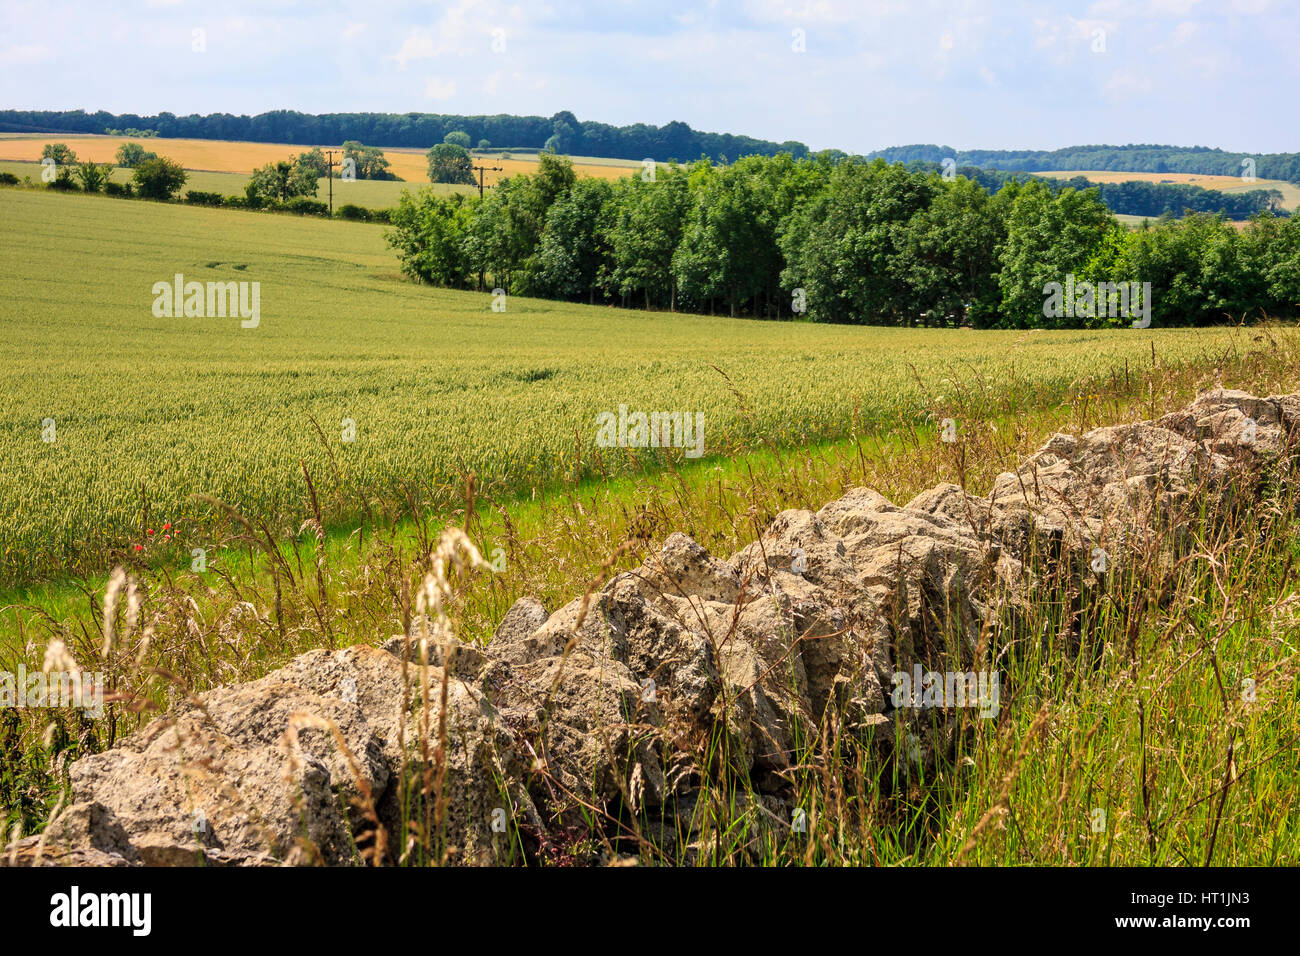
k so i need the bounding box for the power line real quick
[472,162,503,199]
[322,149,339,215]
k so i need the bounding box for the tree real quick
[427,143,475,185]
[996,181,1115,327]
[781,159,938,323]
[443,131,471,149]
[41,143,78,166]
[75,161,112,193]
[246,158,318,204]
[609,170,692,310]
[132,156,187,200]
[296,147,329,178]
[342,141,394,180]
[673,157,790,317]
[477,139,491,150]
[115,142,158,168]
[533,178,615,302]
[386,190,474,288]
[1118,213,1255,326]
[896,175,1011,327]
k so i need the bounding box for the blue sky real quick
[1,0,1295,153]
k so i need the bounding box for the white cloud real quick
[425,76,457,100]
[0,43,52,65]
[389,28,436,69]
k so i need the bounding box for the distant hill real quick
[868,144,1300,184]
[5,109,1297,184]
[0,109,810,165]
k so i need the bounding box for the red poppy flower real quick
[134,544,143,552]
[163,522,171,531]
[146,528,154,536]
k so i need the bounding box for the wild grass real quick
[3,324,1297,864]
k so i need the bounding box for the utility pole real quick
[322,148,339,215]
[472,162,503,199]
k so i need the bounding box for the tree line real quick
[908,164,1286,220]
[7,142,394,221]
[0,109,808,165]
[386,153,1300,328]
[870,143,1300,184]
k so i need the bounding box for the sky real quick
[1,0,1296,154]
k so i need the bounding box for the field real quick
[3,177,1299,872]
[0,133,632,187]
[0,159,466,209]
[0,185,1268,586]
[1035,169,1300,210]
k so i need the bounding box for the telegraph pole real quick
[322,148,339,215]
[472,162,503,199]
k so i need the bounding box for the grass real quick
[1,183,1297,866]
[0,186,1275,587]
[2,327,1297,864]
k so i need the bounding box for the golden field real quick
[0,133,635,186]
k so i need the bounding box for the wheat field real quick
[0,133,629,186]
[0,185,1266,585]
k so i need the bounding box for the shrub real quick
[370,208,394,224]
[76,162,112,193]
[48,168,78,191]
[335,203,371,221]
[283,196,329,216]
[184,190,225,207]
[0,172,18,186]
[133,157,187,200]
[105,181,134,198]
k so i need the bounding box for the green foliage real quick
[12,108,810,164]
[75,161,112,193]
[40,143,78,166]
[387,190,474,287]
[342,141,395,180]
[384,151,1300,327]
[533,178,615,301]
[48,167,78,191]
[781,159,939,323]
[131,156,187,200]
[282,195,329,216]
[0,172,18,186]
[608,169,692,309]
[871,142,1300,184]
[115,142,158,168]
[184,190,225,206]
[997,182,1117,327]
[296,146,330,178]
[443,130,472,149]
[896,175,1012,327]
[427,143,476,186]
[335,202,372,221]
[246,158,318,204]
